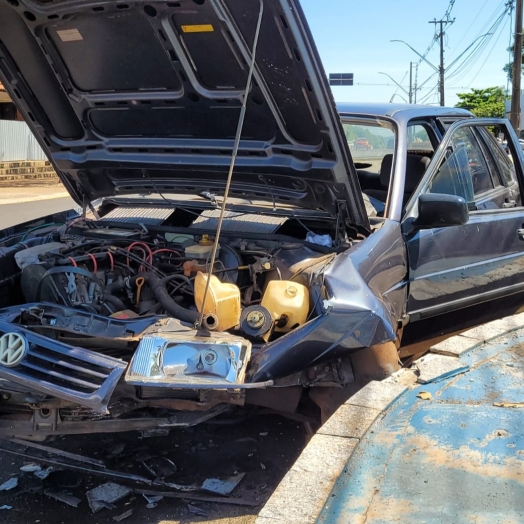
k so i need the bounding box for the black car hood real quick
[0,0,368,228]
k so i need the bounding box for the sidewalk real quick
[257,315,524,524]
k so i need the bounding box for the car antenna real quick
[196,0,264,330]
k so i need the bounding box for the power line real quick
[465,14,510,88]
[446,5,510,84]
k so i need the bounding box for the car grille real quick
[0,321,126,414]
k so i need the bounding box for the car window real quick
[478,127,516,187]
[427,127,493,203]
[342,122,395,174]
[407,124,434,154]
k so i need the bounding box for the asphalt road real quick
[0,196,75,229]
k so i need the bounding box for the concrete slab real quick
[256,434,358,524]
[460,315,524,342]
[415,353,469,384]
[430,334,480,357]
[318,403,381,439]
[345,380,407,410]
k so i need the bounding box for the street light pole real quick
[378,71,411,101]
[409,62,413,103]
[511,0,523,132]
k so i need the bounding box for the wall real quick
[0,120,47,161]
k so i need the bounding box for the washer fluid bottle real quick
[194,272,241,331]
[261,281,309,333]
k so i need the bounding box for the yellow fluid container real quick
[261,280,309,333]
[194,272,241,331]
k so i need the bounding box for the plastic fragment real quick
[0,505,12,510]
[113,509,134,522]
[87,483,133,513]
[0,477,18,491]
[188,504,208,516]
[20,464,42,473]
[43,488,81,508]
[142,493,163,509]
[201,473,245,496]
[34,467,54,480]
[493,402,524,408]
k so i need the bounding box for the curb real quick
[255,311,524,524]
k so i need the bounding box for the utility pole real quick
[409,62,413,103]
[510,0,523,132]
[429,18,454,106]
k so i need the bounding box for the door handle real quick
[517,229,524,241]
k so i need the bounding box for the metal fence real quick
[0,120,47,162]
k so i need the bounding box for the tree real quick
[503,33,524,83]
[455,87,506,118]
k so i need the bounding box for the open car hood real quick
[0,0,368,228]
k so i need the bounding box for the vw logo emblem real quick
[0,332,27,367]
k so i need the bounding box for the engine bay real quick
[0,203,358,435]
[11,206,334,344]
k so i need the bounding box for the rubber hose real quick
[132,273,199,325]
[103,294,126,312]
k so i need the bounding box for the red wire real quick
[68,257,78,267]
[88,253,98,273]
[127,242,153,264]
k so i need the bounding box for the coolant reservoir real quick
[261,281,309,333]
[194,272,241,332]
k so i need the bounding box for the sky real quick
[300,0,514,107]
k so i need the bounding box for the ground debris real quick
[142,493,163,509]
[188,504,208,516]
[141,456,177,478]
[0,505,12,510]
[43,488,82,508]
[112,509,134,522]
[493,402,524,408]
[136,488,259,507]
[417,391,433,401]
[201,473,245,496]
[0,477,18,491]
[20,463,41,473]
[34,467,55,480]
[86,482,133,513]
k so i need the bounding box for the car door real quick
[402,118,524,321]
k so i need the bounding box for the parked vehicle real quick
[355,137,373,150]
[0,0,523,438]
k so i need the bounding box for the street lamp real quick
[390,40,439,72]
[378,72,411,103]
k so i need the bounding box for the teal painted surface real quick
[318,334,524,523]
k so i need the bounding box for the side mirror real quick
[413,193,469,229]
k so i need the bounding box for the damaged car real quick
[0,0,523,439]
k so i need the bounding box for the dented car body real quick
[0,0,523,438]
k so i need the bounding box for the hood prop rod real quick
[196,0,265,330]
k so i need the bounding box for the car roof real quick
[336,102,473,121]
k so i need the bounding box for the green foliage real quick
[503,33,524,83]
[455,87,506,118]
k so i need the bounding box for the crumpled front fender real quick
[247,255,398,383]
